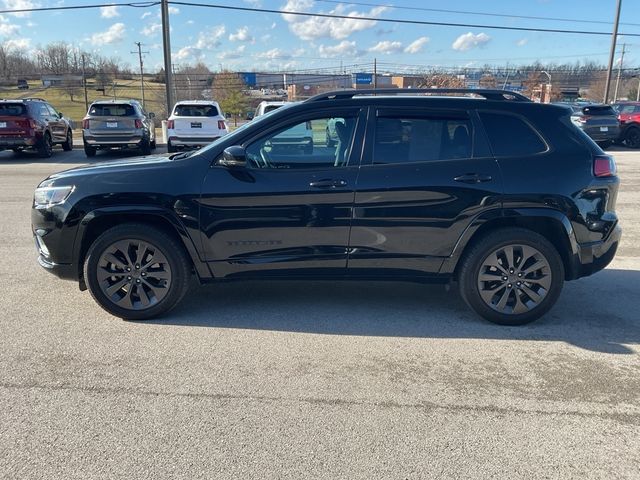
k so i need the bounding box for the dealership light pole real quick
[604,0,623,104]
[160,0,174,113]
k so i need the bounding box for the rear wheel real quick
[84,143,96,157]
[458,228,564,325]
[37,132,53,158]
[597,140,612,149]
[167,141,176,153]
[83,224,191,320]
[150,138,156,149]
[624,127,640,148]
[140,138,151,155]
[61,130,73,151]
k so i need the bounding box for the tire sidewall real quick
[460,230,564,326]
[84,225,190,320]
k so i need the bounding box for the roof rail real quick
[306,88,531,102]
[22,97,47,102]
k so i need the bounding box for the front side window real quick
[373,116,472,165]
[245,115,357,169]
[479,111,547,157]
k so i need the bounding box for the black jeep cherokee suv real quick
[31,89,621,325]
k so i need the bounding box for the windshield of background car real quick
[89,104,136,116]
[174,104,219,117]
[0,103,27,116]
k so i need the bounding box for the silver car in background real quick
[82,100,156,157]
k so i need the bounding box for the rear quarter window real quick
[478,111,547,157]
[0,103,27,116]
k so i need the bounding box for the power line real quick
[0,1,158,14]
[168,1,640,38]
[312,0,640,28]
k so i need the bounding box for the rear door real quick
[173,104,224,139]
[87,103,137,136]
[45,104,66,142]
[0,102,30,139]
[349,106,503,276]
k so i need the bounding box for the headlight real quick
[33,185,74,207]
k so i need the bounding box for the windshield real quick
[194,103,296,157]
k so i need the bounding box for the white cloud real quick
[186,19,194,25]
[0,15,19,36]
[452,32,491,51]
[100,5,119,18]
[516,38,528,47]
[1,0,39,18]
[173,25,226,60]
[168,6,179,14]
[4,38,30,50]
[281,0,387,40]
[141,23,162,37]
[229,26,254,43]
[141,12,152,19]
[256,48,290,60]
[369,40,403,55]
[318,40,357,58]
[90,23,126,45]
[404,36,429,54]
[219,44,247,60]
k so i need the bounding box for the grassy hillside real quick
[0,78,167,123]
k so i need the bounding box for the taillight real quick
[593,154,616,177]
[82,119,89,129]
[577,116,589,123]
[135,119,143,129]
[167,120,174,129]
[217,120,226,130]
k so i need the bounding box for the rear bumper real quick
[169,135,220,147]
[574,224,621,278]
[0,137,37,148]
[83,133,145,147]
[581,126,620,142]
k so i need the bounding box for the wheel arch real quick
[74,208,211,287]
[441,209,580,281]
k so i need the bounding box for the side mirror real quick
[219,146,247,168]
[148,112,156,119]
[58,112,63,118]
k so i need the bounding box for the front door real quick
[199,108,365,279]
[349,107,503,276]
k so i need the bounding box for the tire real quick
[37,132,53,158]
[597,140,612,149]
[61,130,73,151]
[458,228,564,326]
[84,143,96,158]
[83,223,191,320]
[167,141,176,153]
[140,138,151,155]
[624,127,640,149]
[150,138,156,150]
[326,129,335,147]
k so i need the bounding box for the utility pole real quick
[160,0,174,112]
[373,58,377,90]
[131,42,148,108]
[81,53,88,112]
[604,0,623,104]
[614,43,626,102]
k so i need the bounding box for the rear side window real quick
[479,111,547,157]
[174,104,219,117]
[0,103,26,116]
[373,116,472,164]
[89,104,136,116]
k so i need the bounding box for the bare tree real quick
[417,72,465,89]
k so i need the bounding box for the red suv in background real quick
[612,101,640,148]
[0,98,73,158]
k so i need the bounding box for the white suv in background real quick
[167,101,228,153]
[253,101,313,153]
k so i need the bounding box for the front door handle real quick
[309,179,348,189]
[454,173,493,184]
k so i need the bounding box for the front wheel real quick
[83,224,191,320]
[458,228,564,325]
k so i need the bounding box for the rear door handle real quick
[309,179,348,189]
[454,173,493,184]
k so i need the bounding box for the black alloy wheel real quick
[458,228,564,325]
[62,130,73,151]
[37,132,53,158]
[624,127,640,148]
[84,224,191,320]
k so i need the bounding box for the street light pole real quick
[604,0,623,104]
[541,70,551,102]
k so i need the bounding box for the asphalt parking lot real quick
[1,145,639,479]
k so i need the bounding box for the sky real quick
[2,0,640,73]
